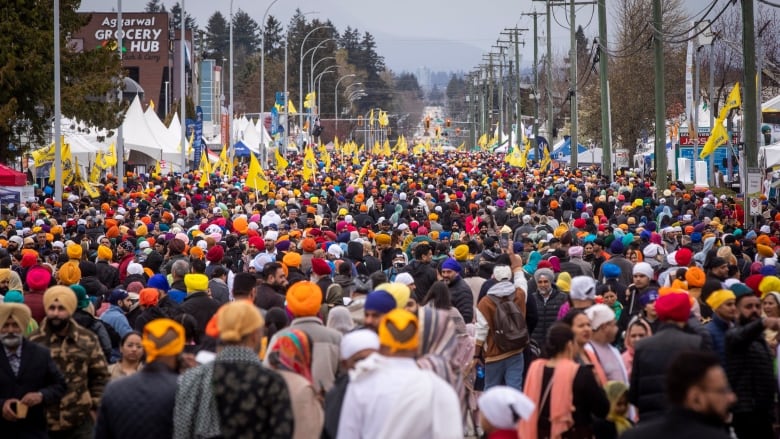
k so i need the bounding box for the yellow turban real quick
[57,262,82,285]
[706,289,736,311]
[453,244,469,262]
[97,245,113,261]
[0,303,31,331]
[376,282,411,309]
[218,301,264,342]
[286,281,322,317]
[184,273,209,293]
[378,309,419,353]
[283,251,302,268]
[142,318,185,363]
[374,233,391,246]
[66,243,82,260]
[759,276,780,299]
[0,269,10,283]
[556,272,572,293]
[136,224,148,237]
[43,285,78,315]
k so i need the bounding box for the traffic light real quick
[357,115,364,126]
[455,127,461,135]
[425,117,431,129]
[446,118,451,128]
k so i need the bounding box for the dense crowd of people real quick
[0,149,779,438]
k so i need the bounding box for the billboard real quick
[71,12,170,113]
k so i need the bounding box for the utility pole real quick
[522,11,544,150]
[546,0,554,145]
[653,0,667,190]
[743,0,757,169]
[569,0,578,168]
[597,0,612,177]
[515,29,522,148]
[709,44,716,186]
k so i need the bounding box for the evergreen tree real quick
[263,15,284,61]
[170,2,198,31]
[0,0,124,161]
[144,0,166,13]
[232,9,261,63]
[204,11,229,61]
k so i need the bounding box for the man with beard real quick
[624,351,734,439]
[30,286,109,437]
[529,267,566,347]
[0,302,66,438]
[260,230,279,260]
[725,288,780,438]
[100,289,134,339]
[440,257,474,323]
[255,262,288,310]
[116,241,136,284]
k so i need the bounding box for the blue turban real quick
[639,290,659,307]
[610,239,624,255]
[364,290,396,314]
[147,274,170,293]
[441,257,462,273]
[602,263,621,279]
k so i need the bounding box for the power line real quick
[759,0,780,8]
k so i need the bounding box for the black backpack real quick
[488,293,529,352]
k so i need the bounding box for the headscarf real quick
[604,381,632,435]
[142,318,185,363]
[267,329,313,382]
[416,307,459,384]
[7,271,23,292]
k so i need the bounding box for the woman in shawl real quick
[417,305,474,430]
[267,329,324,439]
[621,316,652,378]
[519,322,609,439]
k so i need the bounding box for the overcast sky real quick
[79,0,715,73]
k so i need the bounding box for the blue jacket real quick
[100,305,133,338]
[705,314,731,365]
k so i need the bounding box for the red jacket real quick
[117,254,134,283]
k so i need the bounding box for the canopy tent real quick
[241,123,262,154]
[144,105,180,154]
[0,164,26,186]
[763,95,780,114]
[761,142,780,168]
[121,96,183,170]
[551,136,587,160]
[233,141,253,158]
[255,118,272,146]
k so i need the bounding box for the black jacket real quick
[447,276,474,323]
[629,324,707,421]
[72,309,114,362]
[0,339,67,439]
[95,261,120,290]
[134,306,171,333]
[399,260,438,302]
[255,283,286,311]
[178,291,220,340]
[726,318,777,415]
[530,289,568,347]
[94,362,179,439]
[621,408,730,439]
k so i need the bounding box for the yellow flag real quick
[246,153,269,194]
[719,83,741,120]
[519,138,532,168]
[356,159,370,186]
[89,162,102,183]
[52,142,74,184]
[274,148,289,174]
[700,118,729,159]
[82,182,100,199]
[219,144,228,173]
[540,145,552,172]
[318,144,331,171]
[383,139,391,156]
[302,146,317,181]
[369,109,375,126]
[186,132,194,155]
[149,100,156,111]
[198,152,212,188]
[154,160,161,176]
[288,100,298,115]
[32,142,55,167]
[478,134,488,149]
[303,92,316,109]
[378,111,389,127]
[102,143,117,167]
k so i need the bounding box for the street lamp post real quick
[180,0,186,171]
[308,40,333,97]
[335,74,357,136]
[229,0,234,164]
[259,0,279,118]
[299,27,333,143]
[315,68,335,112]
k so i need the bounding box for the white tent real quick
[255,118,272,146]
[121,96,183,170]
[761,142,780,168]
[241,123,262,154]
[144,106,181,156]
[576,147,603,165]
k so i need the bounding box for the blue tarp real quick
[552,136,587,159]
[233,141,252,157]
